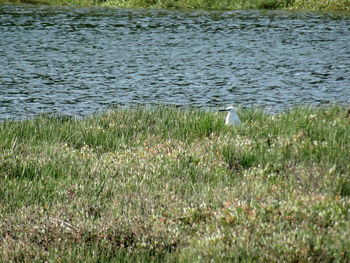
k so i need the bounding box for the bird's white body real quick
[220,106,241,126]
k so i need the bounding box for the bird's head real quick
[219,106,236,112]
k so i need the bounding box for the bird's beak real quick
[219,109,228,112]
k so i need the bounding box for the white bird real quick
[219,106,241,126]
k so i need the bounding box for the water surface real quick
[1,4,350,119]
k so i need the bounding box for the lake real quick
[1,4,350,120]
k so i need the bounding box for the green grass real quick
[2,0,350,11]
[1,105,350,262]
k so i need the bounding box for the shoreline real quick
[2,0,350,12]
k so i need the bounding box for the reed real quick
[1,105,350,262]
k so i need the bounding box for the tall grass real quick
[1,105,350,262]
[2,0,350,11]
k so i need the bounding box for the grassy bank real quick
[1,105,350,262]
[2,0,350,11]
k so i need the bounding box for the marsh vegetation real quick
[2,0,350,10]
[1,105,350,261]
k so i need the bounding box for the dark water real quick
[1,4,350,119]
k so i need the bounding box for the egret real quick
[219,106,241,126]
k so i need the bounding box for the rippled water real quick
[1,4,350,119]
